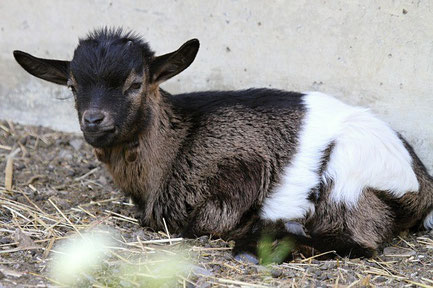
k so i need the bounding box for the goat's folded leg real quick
[181,197,247,238]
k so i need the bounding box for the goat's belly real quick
[260,92,419,222]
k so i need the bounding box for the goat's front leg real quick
[182,196,248,238]
[181,157,267,238]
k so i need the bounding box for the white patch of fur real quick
[261,92,419,221]
[318,93,419,206]
[424,210,433,230]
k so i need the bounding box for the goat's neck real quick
[95,91,187,204]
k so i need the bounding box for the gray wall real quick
[1,1,432,172]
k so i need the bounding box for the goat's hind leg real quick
[396,138,433,231]
[305,188,397,258]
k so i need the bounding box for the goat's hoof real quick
[284,221,307,237]
[234,252,259,264]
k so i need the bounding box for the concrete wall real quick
[0,0,432,172]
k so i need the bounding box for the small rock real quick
[0,237,11,245]
[271,269,282,278]
[234,253,259,265]
[19,136,28,145]
[98,175,108,185]
[319,263,330,270]
[13,229,36,249]
[255,265,269,274]
[383,246,416,257]
[247,266,258,274]
[191,265,213,277]
[69,138,83,151]
[15,163,25,171]
[66,169,76,177]
[16,196,26,203]
[197,235,209,244]
[375,276,387,283]
[58,149,73,160]
[119,279,132,287]
[0,270,4,279]
[195,279,211,288]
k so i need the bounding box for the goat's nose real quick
[83,110,105,126]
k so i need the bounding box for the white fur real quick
[424,210,433,230]
[261,92,419,221]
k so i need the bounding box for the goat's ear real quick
[149,39,199,84]
[13,51,70,86]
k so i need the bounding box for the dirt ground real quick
[0,120,432,287]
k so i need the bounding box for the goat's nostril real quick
[84,111,105,125]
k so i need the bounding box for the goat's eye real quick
[126,82,142,94]
[68,85,77,93]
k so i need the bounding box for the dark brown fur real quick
[96,88,306,237]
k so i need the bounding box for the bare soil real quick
[0,120,432,287]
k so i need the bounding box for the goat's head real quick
[13,28,199,147]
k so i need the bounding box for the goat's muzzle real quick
[81,109,116,147]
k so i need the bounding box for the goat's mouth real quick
[82,126,117,148]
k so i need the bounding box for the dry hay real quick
[0,120,432,287]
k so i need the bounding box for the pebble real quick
[15,163,25,170]
[66,170,76,177]
[98,175,108,185]
[0,237,11,244]
[192,265,213,277]
[194,279,211,288]
[69,138,83,151]
[375,276,387,283]
[255,265,269,274]
[271,269,282,278]
[319,263,332,270]
[19,136,28,145]
[119,279,132,287]
[197,235,209,244]
[247,266,258,274]
[58,149,73,160]
[234,253,259,265]
[383,246,416,257]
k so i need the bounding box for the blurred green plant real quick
[49,228,193,287]
[258,234,294,265]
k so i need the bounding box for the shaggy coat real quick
[13,28,433,259]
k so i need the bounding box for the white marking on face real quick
[261,91,419,221]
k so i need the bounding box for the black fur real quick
[71,28,154,86]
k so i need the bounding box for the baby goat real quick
[14,28,433,259]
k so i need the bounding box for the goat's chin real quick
[83,131,116,148]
